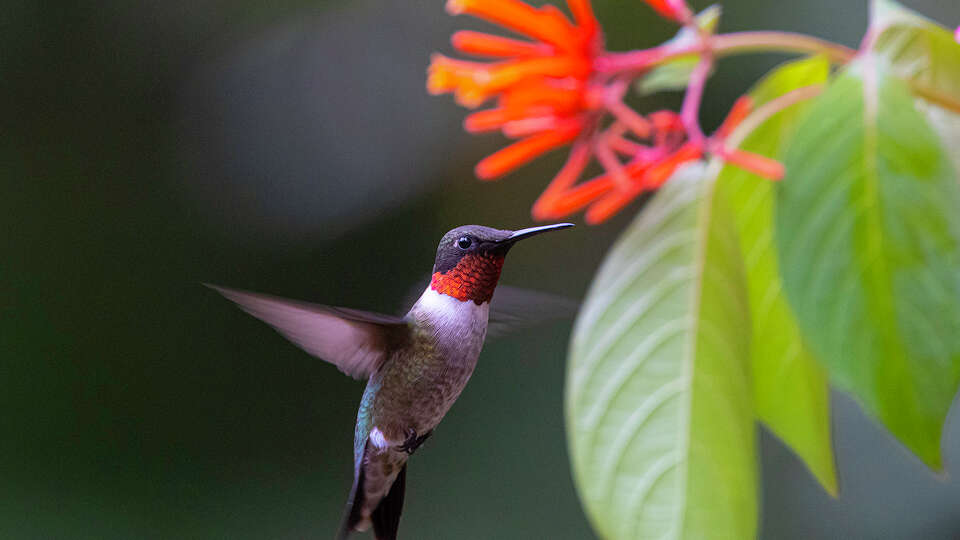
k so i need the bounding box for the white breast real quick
[409,287,491,373]
[413,287,490,329]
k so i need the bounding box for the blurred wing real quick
[487,285,578,338]
[401,279,577,337]
[206,284,408,379]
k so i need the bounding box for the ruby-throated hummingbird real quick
[208,223,574,540]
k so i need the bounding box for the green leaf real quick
[916,101,960,177]
[715,56,837,495]
[635,6,721,96]
[776,59,960,469]
[869,0,960,112]
[637,57,701,96]
[567,164,756,539]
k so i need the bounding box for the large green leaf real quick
[715,56,837,494]
[870,0,960,112]
[567,165,756,539]
[776,60,960,469]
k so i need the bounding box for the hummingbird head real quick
[430,223,574,304]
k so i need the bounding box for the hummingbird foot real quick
[397,429,432,455]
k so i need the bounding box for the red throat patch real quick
[430,252,505,304]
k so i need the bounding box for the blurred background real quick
[3,0,960,538]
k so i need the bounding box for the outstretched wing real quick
[487,285,578,337]
[206,284,408,379]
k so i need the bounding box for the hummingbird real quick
[207,223,574,540]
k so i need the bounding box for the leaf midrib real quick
[859,57,912,414]
[668,173,716,540]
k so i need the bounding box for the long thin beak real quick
[504,223,575,243]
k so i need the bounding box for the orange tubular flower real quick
[428,0,602,181]
[429,0,785,224]
[534,99,766,224]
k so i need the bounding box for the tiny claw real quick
[397,429,433,455]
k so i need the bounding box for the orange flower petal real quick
[644,0,692,22]
[717,96,753,138]
[428,54,516,107]
[535,143,655,221]
[585,186,642,224]
[502,116,565,137]
[465,106,562,134]
[539,4,574,26]
[649,110,683,133]
[542,175,614,216]
[446,0,579,51]
[475,123,581,179]
[430,55,589,109]
[567,0,599,37]
[595,139,630,190]
[485,56,590,94]
[451,30,552,57]
[464,108,515,132]
[427,54,488,95]
[537,5,591,53]
[721,148,785,180]
[641,142,702,189]
[532,142,592,219]
[427,54,463,95]
[501,80,584,115]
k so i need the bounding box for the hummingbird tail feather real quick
[337,453,367,540]
[338,441,408,540]
[372,463,406,540]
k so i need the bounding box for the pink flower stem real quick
[606,98,653,138]
[711,31,855,62]
[594,138,630,190]
[595,31,856,74]
[680,52,712,145]
[605,122,646,156]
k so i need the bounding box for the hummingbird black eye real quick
[456,236,472,249]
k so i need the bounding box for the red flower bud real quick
[643,0,692,23]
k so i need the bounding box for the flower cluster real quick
[428,0,786,224]
[428,0,602,181]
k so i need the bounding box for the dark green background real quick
[3,0,959,537]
